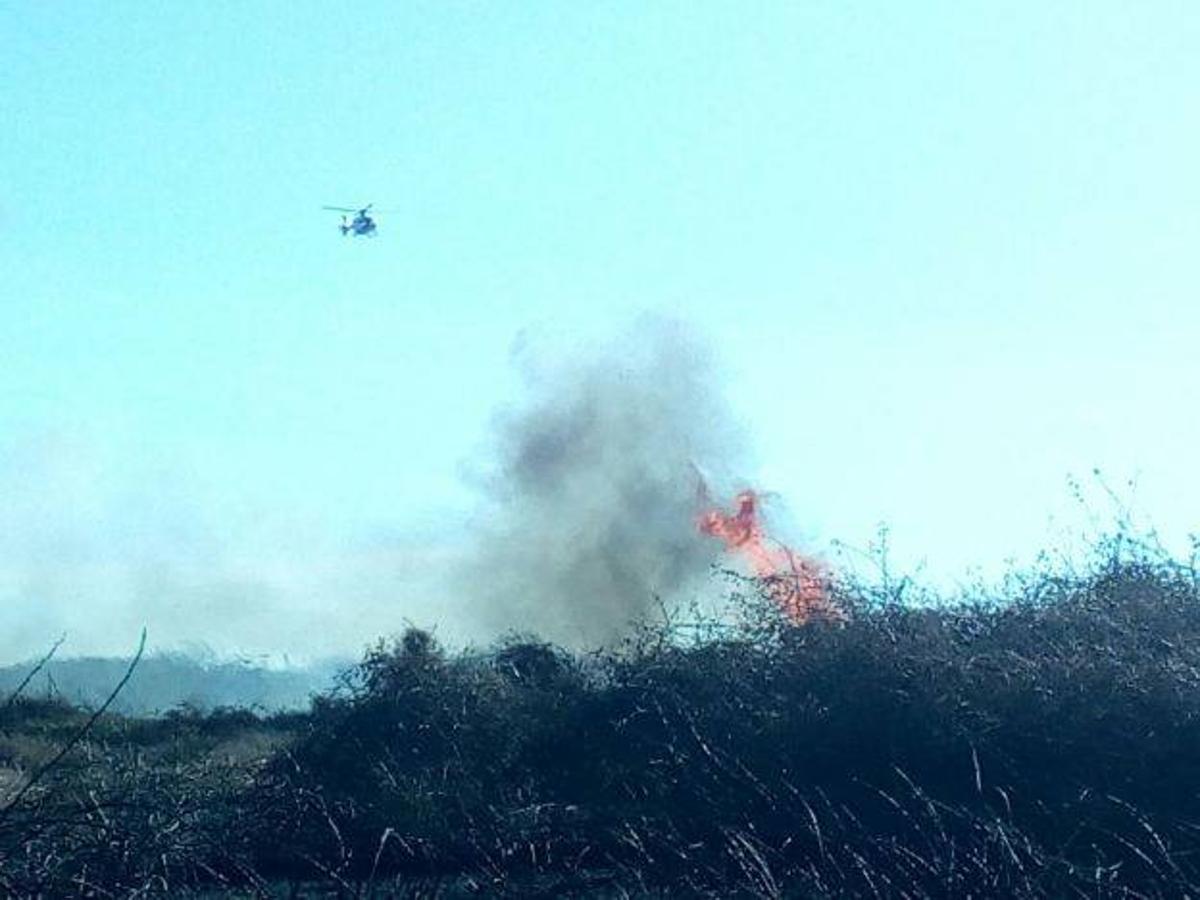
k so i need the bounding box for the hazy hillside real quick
[0,653,346,715]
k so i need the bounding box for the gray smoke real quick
[459,317,748,647]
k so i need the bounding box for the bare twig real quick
[0,628,147,819]
[3,633,67,711]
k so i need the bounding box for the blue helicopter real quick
[322,204,382,237]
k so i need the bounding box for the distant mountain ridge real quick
[0,653,348,714]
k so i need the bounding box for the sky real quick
[2,2,1198,662]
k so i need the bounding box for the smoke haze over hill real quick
[0,653,344,714]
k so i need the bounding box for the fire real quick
[696,486,839,624]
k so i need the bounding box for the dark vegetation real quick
[3,529,1200,897]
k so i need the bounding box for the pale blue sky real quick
[2,2,1198,660]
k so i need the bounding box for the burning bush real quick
[697,486,840,624]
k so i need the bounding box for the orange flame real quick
[696,486,839,624]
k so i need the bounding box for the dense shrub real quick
[248,537,1200,896]
[5,531,1200,896]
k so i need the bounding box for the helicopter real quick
[322,204,381,237]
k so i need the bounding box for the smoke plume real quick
[459,318,748,646]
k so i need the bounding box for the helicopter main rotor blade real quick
[322,206,359,213]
